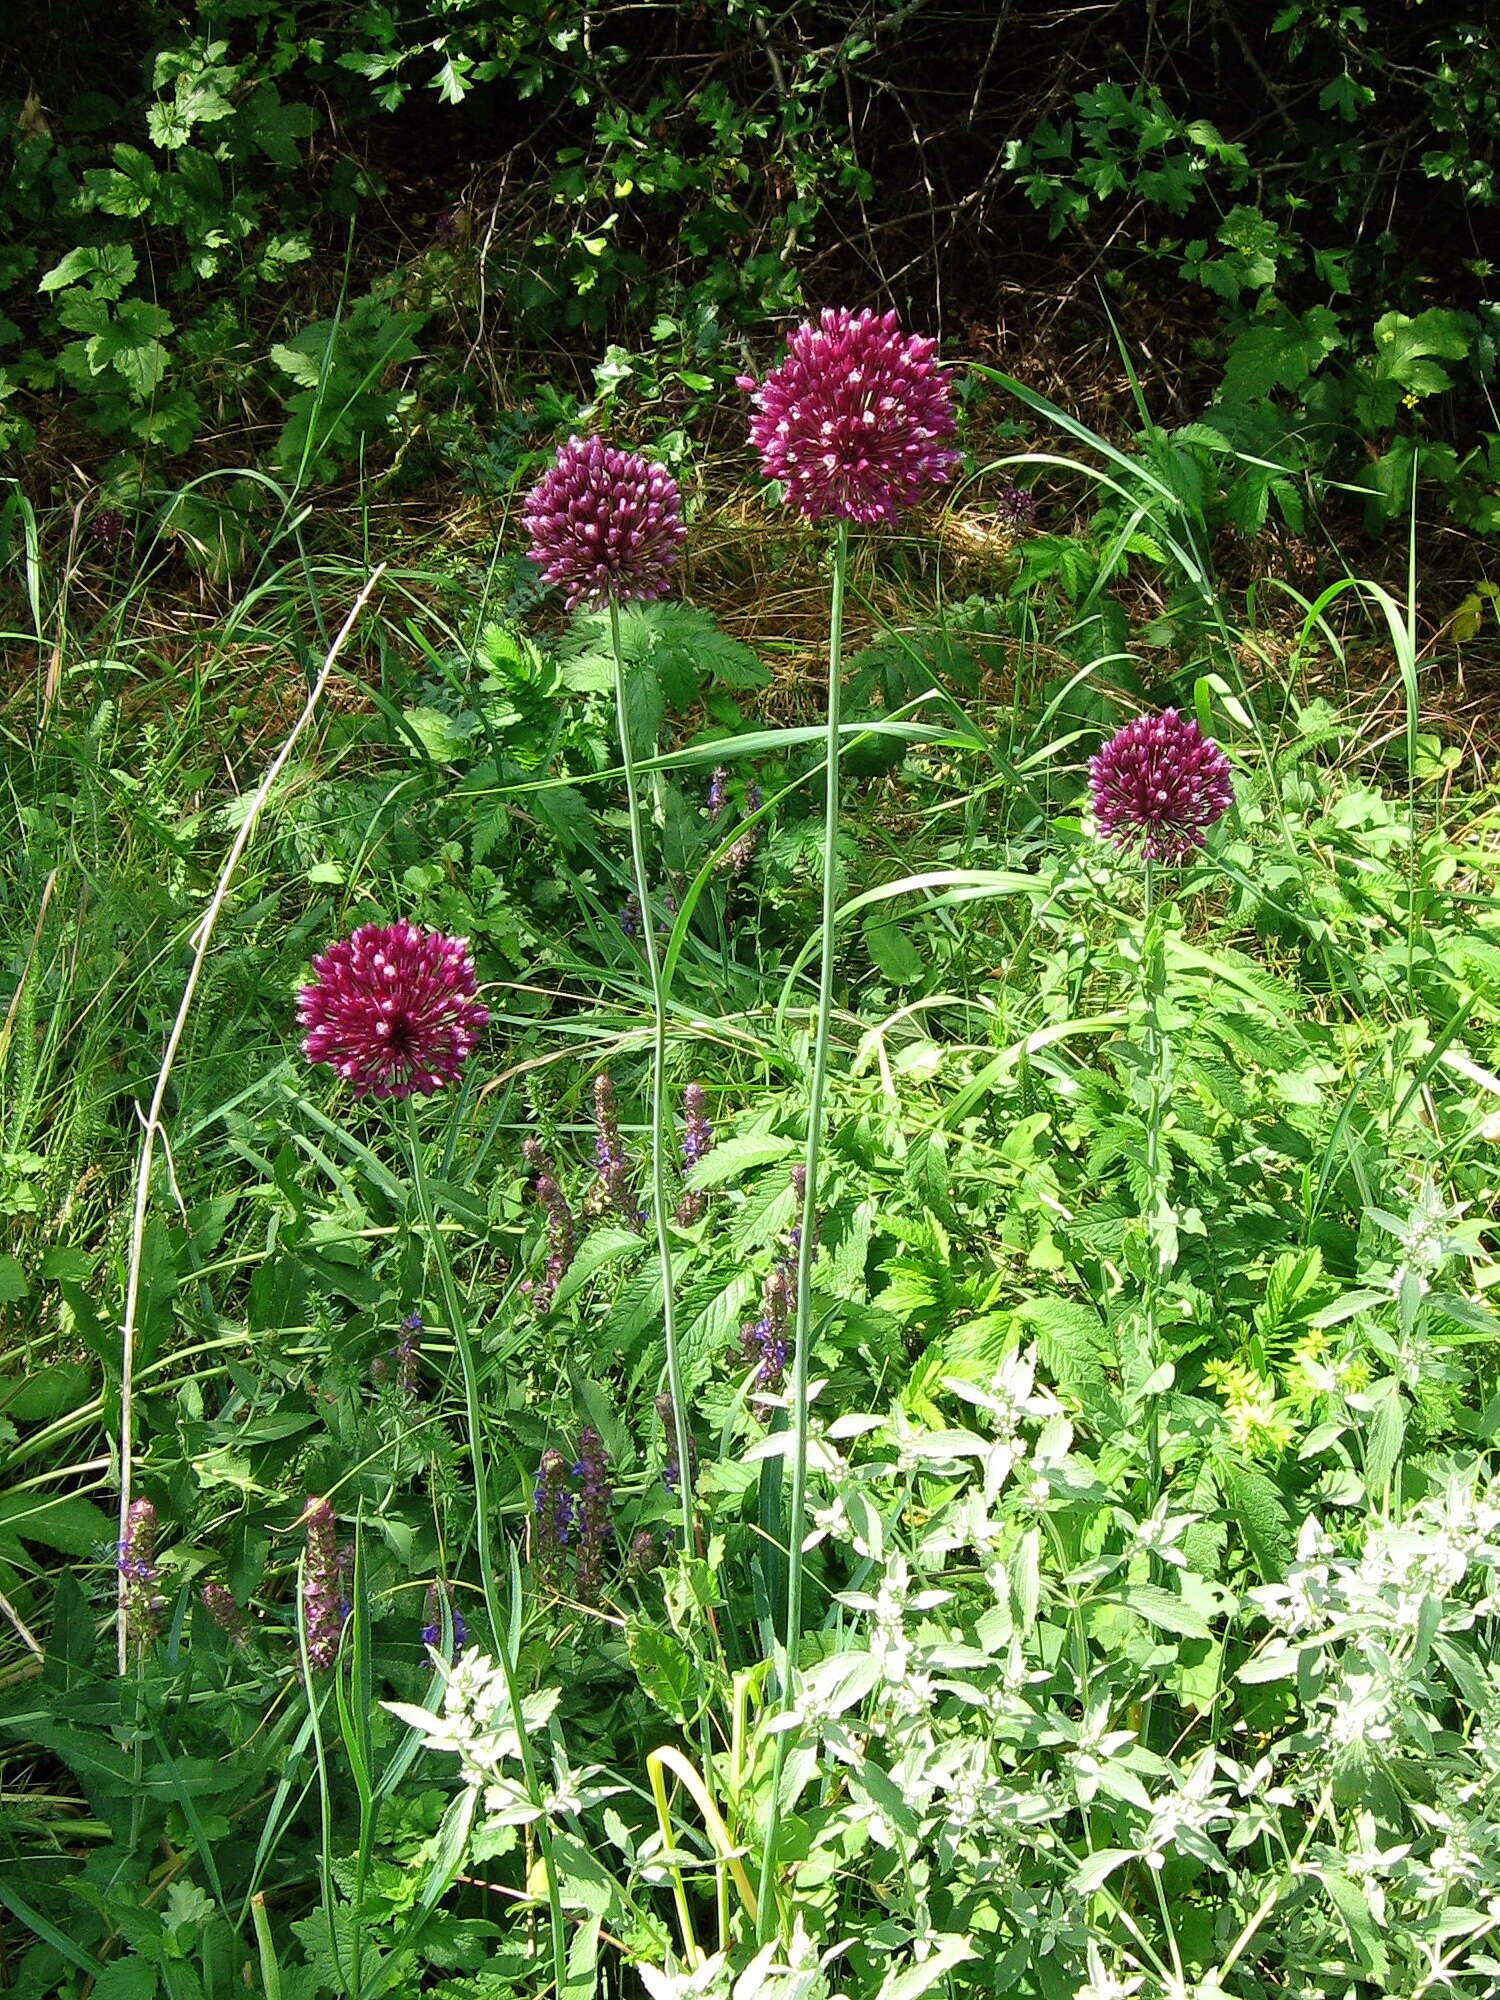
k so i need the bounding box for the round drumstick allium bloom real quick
[738,307,959,525]
[523,434,686,608]
[297,920,489,1100]
[1088,709,1234,865]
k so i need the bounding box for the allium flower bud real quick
[1088,708,1234,865]
[118,1497,164,1647]
[739,308,959,525]
[523,434,686,608]
[300,1497,346,1672]
[201,1580,249,1647]
[995,486,1038,534]
[297,920,489,1100]
[90,507,131,553]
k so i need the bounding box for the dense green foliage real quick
[4,1,1498,534]
[4,335,1500,1993]
[3,4,1500,1994]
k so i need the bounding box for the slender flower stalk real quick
[605,597,698,1603]
[745,310,955,1942]
[421,1582,467,1660]
[399,1100,570,1993]
[522,1138,577,1310]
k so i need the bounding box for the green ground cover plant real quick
[3,286,1500,2000]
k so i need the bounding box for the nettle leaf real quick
[552,1226,645,1309]
[1219,1459,1292,1578]
[40,242,138,298]
[81,144,159,218]
[90,299,173,396]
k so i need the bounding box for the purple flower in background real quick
[533,1448,575,1586]
[657,1388,694,1496]
[421,1582,467,1660]
[297,920,489,1100]
[523,434,686,608]
[396,1312,422,1398]
[675,1082,713,1225]
[1088,708,1234,865]
[739,1264,790,1393]
[300,1498,346,1671]
[523,1138,576,1312]
[626,1528,660,1577]
[721,782,762,879]
[573,1427,613,1603]
[201,1580,248,1647]
[739,308,959,525]
[995,486,1038,533]
[619,894,641,939]
[707,766,728,820]
[118,1497,164,1647]
[593,1073,643,1228]
[90,508,131,554]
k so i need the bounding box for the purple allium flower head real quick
[572,1427,613,1603]
[300,1497,346,1672]
[201,1580,249,1647]
[297,920,489,1100]
[118,1497,164,1647]
[533,1448,574,1586]
[421,1582,467,1660]
[995,486,1038,533]
[523,434,686,608]
[91,507,131,553]
[1088,708,1234,865]
[738,308,959,525]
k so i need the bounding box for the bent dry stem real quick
[757,514,849,1940]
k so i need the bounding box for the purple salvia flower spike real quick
[118,1497,164,1648]
[300,1497,346,1672]
[573,1427,613,1603]
[201,1580,249,1647]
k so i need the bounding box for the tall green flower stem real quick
[756,514,850,1943]
[402,1100,567,1999]
[1138,860,1173,1497]
[606,599,697,1581]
